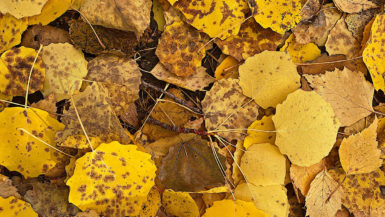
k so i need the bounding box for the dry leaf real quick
[243,115,275,149]
[27,0,71,25]
[214,56,239,80]
[290,159,325,196]
[0,14,28,54]
[21,25,71,50]
[162,189,199,217]
[202,199,267,217]
[333,0,378,13]
[345,8,379,42]
[153,0,166,31]
[280,34,321,63]
[0,175,20,198]
[0,0,48,19]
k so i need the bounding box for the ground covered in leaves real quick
[1,0,385,217]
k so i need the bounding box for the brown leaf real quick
[290,159,325,196]
[345,8,379,42]
[333,0,379,13]
[21,25,71,50]
[0,175,20,198]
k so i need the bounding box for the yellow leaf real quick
[234,183,289,217]
[240,143,286,186]
[244,115,275,149]
[251,0,302,34]
[139,187,161,217]
[0,46,45,97]
[363,14,385,91]
[339,118,382,175]
[290,159,325,196]
[305,67,374,127]
[0,196,38,217]
[152,0,165,31]
[171,0,248,39]
[162,189,199,217]
[305,170,343,217]
[0,14,28,54]
[238,51,300,108]
[0,93,11,111]
[273,89,340,166]
[280,34,321,63]
[41,43,87,101]
[28,0,71,26]
[66,141,157,217]
[0,107,64,178]
[214,56,239,80]
[202,199,267,217]
[0,0,48,19]
[59,135,102,149]
[232,140,244,185]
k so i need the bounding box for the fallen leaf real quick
[238,51,300,108]
[21,25,71,50]
[0,175,20,198]
[214,56,239,80]
[305,170,343,217]
[27,0,71,25]
[0,0,48,19]
[0,14,28,54]
[280,34,321,63]
[345,8,379,42]
[0,196,38,217]
[202,78,259,142]
[243,115,276,149]
[139,187,161,217]
[31,93,57,118]
[300,0,321,21]
[153,0,166,31]
[66,141,157,217]
[333,0,378,13]
[162,189,199,217]
[290,159,325,196]
[273,89,340,166]
[202,199,267,217]
[74,210,99,217]
[59,135,102,150]
[240,143,286,186]
[305,67,374,127]
[232,140,244,186]
[41,43,88,101]
[0,94,10,111]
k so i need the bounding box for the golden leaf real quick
[28,0,71,25]
[0,14,28,53]
[290,159,325,196]
[0,196,38,217]
[162,189,199,217]
[280,34,321,63]
[0,0,48,19]
[202,199,266,217]
[243,115,275,149]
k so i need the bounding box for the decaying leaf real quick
[234,183,289,217]
[273,89,340,166]
[0,196,38,217]
[0,175,20,198]
[27,0,71,25]
[0,0,48,19]
[305,170,343,217]
[153,0,166,31]
[333,0,378,13]
[21,25,71,50]
[202,199,267,217]
[339,118,382,174]
[0,107,64,178]
[345,8,379,42]
[290,159,325,196]
[232,140,244,185]
[162,189,199,217]
[280,34,321,63]
[0,46,45,97]
[66,142,157,217]
[243,115,275,149]
[238,51,300,108]
[202,78,259,142]
[240,143,286,186]
[305,67,373,127]
[0,14,28,54]
[41,43,88,101]
[156,20,207,77]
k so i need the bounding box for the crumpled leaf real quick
[329,168,385,216]
[156,20,207,77]
[214,56,239,80]
[0,107,64,178]
[162,189,199,217]
[0,196,38,217]
[158,134,226,192]
[150,63,214,91]
[300,0,321,21]
[240,143,286,186]
[234,183,289,217]
[0,46,45,97]
[305,170,343,217]
[21,25,71,50]
[66,141,157,217]
[243,115,275,150]
[250,0,302,34]
[305,67,373,127]
[339,118,382,175]
[171,0,248,39]
[363,14,385,91]
[41,43,88,101]
[325,17,361,58]
[202,78,259,142]
[238,51,300,108]
[0,175,20,198]
[202,199,266,217]
[80,0,152,38]
[27,0,71,25]
[139,187,161,217]
[215,18,283,61]
[0,14,28,54]
[290,159,325,196]
[0,0,48,19]
[272,89,340,166]
[280,34,321,63]
[333,0,379,13]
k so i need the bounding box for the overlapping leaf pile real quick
[1,0,385,216]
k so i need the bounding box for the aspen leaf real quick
[243,115,275,150]
[0,46,45,97]
[202,78,259,141]
[333,0,378,13]
[238,51,300,109]
[290,159,325,196]
[66,141,157,217]
[0,14,28,54]
[250,0,302,34]
[156,20,207,77]
[363,14,385,91]
[234,183,289,217]
[214,56,239,80]
[0,196,38,217]
[305,170,343,217]
[0,107,64,178]
[0,0,48,19]
[305,67,374,127]
[41,43,87,101]
[28,0,71,25]
[139,187,161,217]
[59,135,102,149]
[240,143,286,186]
[162,189,199,217]
[280,34,321,63]
[202,199,267,217]
[273,89,340,166]
[172,0,248,39]
[339,118,382,175]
